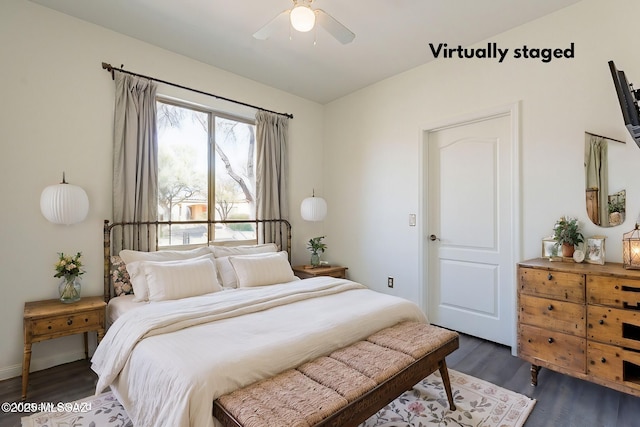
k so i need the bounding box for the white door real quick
[426,110,517,346]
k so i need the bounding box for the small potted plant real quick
[553,216,584,258]
[307,236,327,268]
[608,199,625,226]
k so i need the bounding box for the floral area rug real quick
[362,369,535,427]
[22,369,535,427]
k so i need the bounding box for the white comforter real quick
[91,277,427,427]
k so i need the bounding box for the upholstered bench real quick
[213,321,459,427]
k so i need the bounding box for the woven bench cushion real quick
[215,321,457,427]
[217,369,347,427]
[297,356,377,401]
[329,340,414,383]
[367,321,459,359]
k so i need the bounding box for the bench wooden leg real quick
[438,359,456,411]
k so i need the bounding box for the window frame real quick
[156,95,257,245]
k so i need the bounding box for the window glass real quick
[157,100,256,246]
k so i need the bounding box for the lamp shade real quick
[290,4,316,32]
[623,224,640,269]
[301,195,327,221]
[40,176,89,225]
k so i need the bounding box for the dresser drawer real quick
[30,310,103,338]
[519,324,586,373]
[519,294,585,336]
[588,275,640,309]
[588,305,640,352]
[519,267,584,303]
[588,341,640,392]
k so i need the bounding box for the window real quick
[156,99,257,246]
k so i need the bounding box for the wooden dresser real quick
[518,258,640,397]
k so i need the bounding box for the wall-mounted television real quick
[609,60,640,147]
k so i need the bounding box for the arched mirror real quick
[585,132,626,227]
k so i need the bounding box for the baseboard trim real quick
[0,349,89,381]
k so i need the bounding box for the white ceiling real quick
[28,0,583,104]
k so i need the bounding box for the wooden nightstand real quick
[22,296,106,400]
[292,265,348,279]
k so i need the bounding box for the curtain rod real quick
[101,62,293,119]
[585,131,625,144]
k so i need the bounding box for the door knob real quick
[429,234,440,241]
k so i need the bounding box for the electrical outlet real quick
[387,277,394,288]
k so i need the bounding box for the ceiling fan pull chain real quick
[313,22,318,46]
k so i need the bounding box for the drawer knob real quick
[601,357,607,363]
[67,319,73,326]
[599,319,604,325]
[548,337,554,344]
[547,304,554,311]
[547,273,553,280]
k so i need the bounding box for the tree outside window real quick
[156,100,256,246]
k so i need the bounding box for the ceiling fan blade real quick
[315,9,355,44]
[253,10,290,40]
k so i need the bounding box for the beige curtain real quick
[585,133,608,227]
[112,73,158,251]
[256,111,289,245]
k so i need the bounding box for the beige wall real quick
[323,0,640,307]
[0,0,325,380]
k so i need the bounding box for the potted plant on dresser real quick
[553,216,584,258]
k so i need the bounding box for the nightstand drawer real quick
[31,310,102,338]
[519,267,584,302]
[519,324,586,373]
[519,294,585,336]
[292,265,347,279]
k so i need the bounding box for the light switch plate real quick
[409,214,416,226]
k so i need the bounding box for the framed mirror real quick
[585,132,626,227]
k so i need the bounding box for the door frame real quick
[418,102,521,354]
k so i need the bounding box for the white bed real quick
[97,220,427,427]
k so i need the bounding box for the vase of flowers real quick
[307,236,327,268]
[54,252,84,303]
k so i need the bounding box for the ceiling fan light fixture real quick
[290,5,316,32]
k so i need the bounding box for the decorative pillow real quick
[144,257,222,302]
[228,251,297,288]
[216,251,288,288]
[119,246,213,264]
[127,253,216,302]
[211,243,277,259]
[111,256,133,296]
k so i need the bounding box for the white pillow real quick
[144,257,221,302]
[211,243,277,258]
[127,253,216,302]
[216,251,288,288]
[119,246,212,264]
[228,251,297,288]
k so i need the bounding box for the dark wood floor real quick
[1,333,639,427]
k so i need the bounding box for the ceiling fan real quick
[253,0,355,45]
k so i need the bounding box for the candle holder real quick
[622,224,640,269]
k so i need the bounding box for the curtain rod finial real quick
[101,62,115,80]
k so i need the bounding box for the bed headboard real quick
[103,219,292,302]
